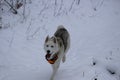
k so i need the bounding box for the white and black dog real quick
[44,25,70,80]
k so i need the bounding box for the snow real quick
[0,0,120,80]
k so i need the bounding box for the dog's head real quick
[44,35,59,55]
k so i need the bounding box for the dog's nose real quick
[47,50,50,54]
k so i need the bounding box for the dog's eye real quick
[51,45,54,48]
[46,45,49,47]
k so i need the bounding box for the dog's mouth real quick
[45,53,58,64]
[46,53,54,60]
[46,53,51,59]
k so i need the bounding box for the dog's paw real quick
[62,56,66,63]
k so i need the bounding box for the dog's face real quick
[44,36,59,55]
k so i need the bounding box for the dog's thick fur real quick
[44,25,70,80]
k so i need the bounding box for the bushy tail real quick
[57,25,65,29]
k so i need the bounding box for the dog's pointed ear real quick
[45,35,49,42]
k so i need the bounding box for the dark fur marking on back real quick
[54,28,69,52]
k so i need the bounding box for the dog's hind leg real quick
[62,55,66,63]
[62,35,70,63]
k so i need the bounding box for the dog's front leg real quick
[51,65,58,80]
[50,60,60,80]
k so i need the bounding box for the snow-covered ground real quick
[0,0,120,80]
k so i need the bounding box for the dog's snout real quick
[47,50,50,54]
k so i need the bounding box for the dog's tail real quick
[57,25,65,29]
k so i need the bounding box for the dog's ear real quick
[45,35,49,42]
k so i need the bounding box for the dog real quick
[44,25,70,80]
